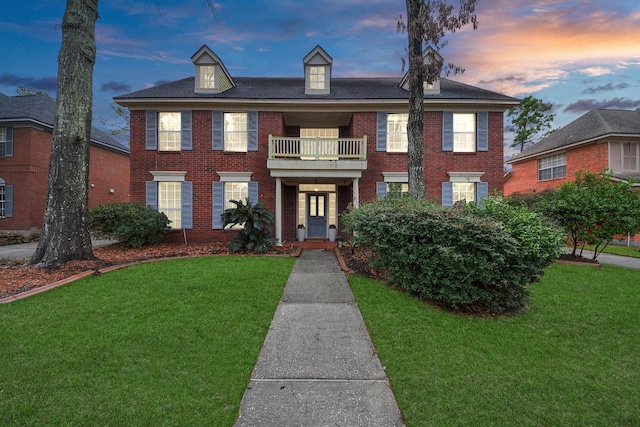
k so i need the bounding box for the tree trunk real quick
[30,0,98,268]
[406,0,425,199]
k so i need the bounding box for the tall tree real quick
[399,0,478,199]
[507,95,554,152]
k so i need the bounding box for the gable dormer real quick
[191,45,235,94]
[303,45,332,95]
[400,46,443,95]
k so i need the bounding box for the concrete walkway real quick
[234,250,405,426]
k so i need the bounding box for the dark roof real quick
[115,76,517,103]
[509,109,640,162]
[0,94,129,154]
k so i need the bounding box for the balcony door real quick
[307,193,327,238]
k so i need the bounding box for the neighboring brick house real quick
[505,109,640,195]
[114,45,517,244]
[0,93,130,231]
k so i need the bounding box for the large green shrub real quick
[89,203,171,248]
[342,197,562,314]
[221,198,277,254]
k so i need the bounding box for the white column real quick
[275,177,282,245]
[352,178,360,208]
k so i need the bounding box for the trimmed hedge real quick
[342,197,563,314]
[89,203,171,248]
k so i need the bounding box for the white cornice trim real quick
[151,171,187,181]
[447,171,484,182]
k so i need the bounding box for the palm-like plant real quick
[221,198,277,254]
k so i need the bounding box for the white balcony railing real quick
[268,135,367,160]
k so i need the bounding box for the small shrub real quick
[90,203,171,248]
[221,198,277,254]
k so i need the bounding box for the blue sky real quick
[1,0,639,156]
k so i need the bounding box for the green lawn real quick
[350,264,640,427]
[0,256,294,426]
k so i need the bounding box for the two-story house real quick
[0,93,130,231]
[505,109,640,195]
[114,45,518,244]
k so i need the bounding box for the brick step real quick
[292,239,337,250]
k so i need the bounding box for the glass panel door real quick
[307,193,327,237]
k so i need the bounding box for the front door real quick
[307,193,327,238]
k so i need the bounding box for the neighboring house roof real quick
[508,109,640,163]
[0,94,129,154]
[114,76,517,104]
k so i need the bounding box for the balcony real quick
[267,135,368,177]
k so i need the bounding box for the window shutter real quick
[376,112,387,151]
[442,111,453,151]
[477,111,488,151]
[376,182,387,199]
[476,182,489,207]
[212,111,224,150]
[5,185,13,217]
[181,181,193,229]
[4,127,13,157]
[146,181,157,209]
[145,110,157,150]
[248,182,259,204]
[212,182,224,229]
[442,182,453,207]
[181,110,192,150]
[247,111,258,151]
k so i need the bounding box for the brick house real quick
[505,109,640,195]
[114,45,517,244]
[0,93,130,231]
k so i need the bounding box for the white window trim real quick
[382,172,408,182]
[447,172,484,183]
[217,172,252,182]
[151,171,187,182]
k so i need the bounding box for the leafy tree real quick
[540,170,640,259]
[507,95,554,152]
[221,198,277,254]
[398,0,478,199]
[15,86,53,99]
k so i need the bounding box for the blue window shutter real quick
[442,111,453,151]
[212,111,224,150]
[376,182,387,199]
[376,112,387,151]
[181,181,193,229]
[248,182,258,204]
[5,185,13,217]
[247,111,258,151]
[146,181,157,209]
[5,127,13,157]
[181,110,192,150]
[477,111,488,151]
[212,182,224,229]
[476,182,489,207]
[442,182,453,207]
[146,110,157,150]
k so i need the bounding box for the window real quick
[453,113,476,152]
[199,65,216,89]
[212,177,258,229]
[224,113,248,152]
[158,182,182,228]
[538,153,566,181]
[387,113,408,152]
[309,66,325,90]
[623,143,638,171]
[158,112,181,151]
[0,127,6,157]
[224,182,248,209]
[453,182,475,203]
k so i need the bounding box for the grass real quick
[578,243,640,258]
[0,256,294,426]
[350,264,640,427]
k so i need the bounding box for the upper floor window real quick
[453,113,476,152]
[224,113,248,152]
[623,143,639,171]
[309,66,325,90]
[538,153,566,181]
[199,65,216,89]
[387,113,408,153]
[0,127,6,157]
[158,112,181,151]
[442,111,488,153]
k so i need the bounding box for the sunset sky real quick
[1,0,639,156]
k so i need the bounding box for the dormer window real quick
[304,45,332,95]
[400,46,443,95]
[191,45,235,94]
